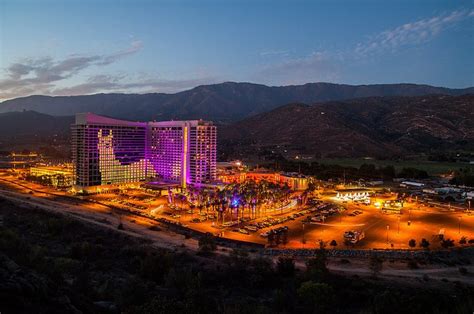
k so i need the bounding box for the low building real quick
[29,164,73,188]
[218,170,309,191]
[400,181,425,188]
[335,188,372,201]
[280,172,309,191]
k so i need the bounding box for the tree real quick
[306,180,316,193]
[267,231,275,246]
[198,233,216,254]
[420,238,430,249]
[305,255,328,281]
[380,165,396,179]
[408,239,416,248]
[275,232,281,246]
[369,256,383,278]
[329,240,337,249]
[281,229,288,245]
[297,281,334,313]
[276,257,295,276]
[441,238,455,248]
[459,237,467,245]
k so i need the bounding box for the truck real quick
[344,230,365,244]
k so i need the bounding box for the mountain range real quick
[1,82,473,123]
[0,82,473,158]
[219,94,474,158]
[0,111,74,138]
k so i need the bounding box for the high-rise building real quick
[188,121,217,186]
[71,113,216,192]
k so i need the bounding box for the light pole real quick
[302,222,306,248]
[458,216,462,234]
[397,215,400,234]
[386,225,390,244]
[322,215,326,240]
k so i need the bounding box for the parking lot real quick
[151,193,474,250]
[2,170,473,250]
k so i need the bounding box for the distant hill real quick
[220,94,474,158]
[0,111,73,138]
[1,82,473,123]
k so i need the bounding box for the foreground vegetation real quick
[1,197,473,313]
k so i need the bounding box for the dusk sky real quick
[1,0,473,100]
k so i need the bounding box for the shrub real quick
[297,281,334,313]
[277,257,295,276]
[420,238,430,249]
[369,256,383,278]
[407,260,418,269]
[198,232,216,254]
[441,238,455,248]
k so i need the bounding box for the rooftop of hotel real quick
[75,112,214,127]
[335,188,373,193]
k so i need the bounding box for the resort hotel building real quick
[71,113,216,193]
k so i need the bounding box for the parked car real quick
[239,228,249,235]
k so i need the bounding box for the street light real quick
[386,225,390,244]
[302,222,306,247]
[397,215,400,234]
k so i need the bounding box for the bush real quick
[408,239,416,248]
[441,238,455,248]
[297,281,334,313]
[198,232,216,254]
[140,251,174,283]
[369,256,383,277]
[305,254,328,281]
[420,238,430,249]
[276,257,295,276]
[407,260,418,269]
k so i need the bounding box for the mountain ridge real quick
[219,94,474,158]
[1,82,473,123]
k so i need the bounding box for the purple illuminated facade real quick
[71,113,216,191]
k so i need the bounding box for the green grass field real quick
[316,158,473,175]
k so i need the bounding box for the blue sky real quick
[0,0,473,100]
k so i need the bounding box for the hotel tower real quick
[71,113,216,192]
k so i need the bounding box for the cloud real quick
[259,50,289,57]
[0,41,143,100]
[97,40,144,65]
[50,74,219,96]
[355,9,473,56]
[0,39,220,100]
[254,8,473,85]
